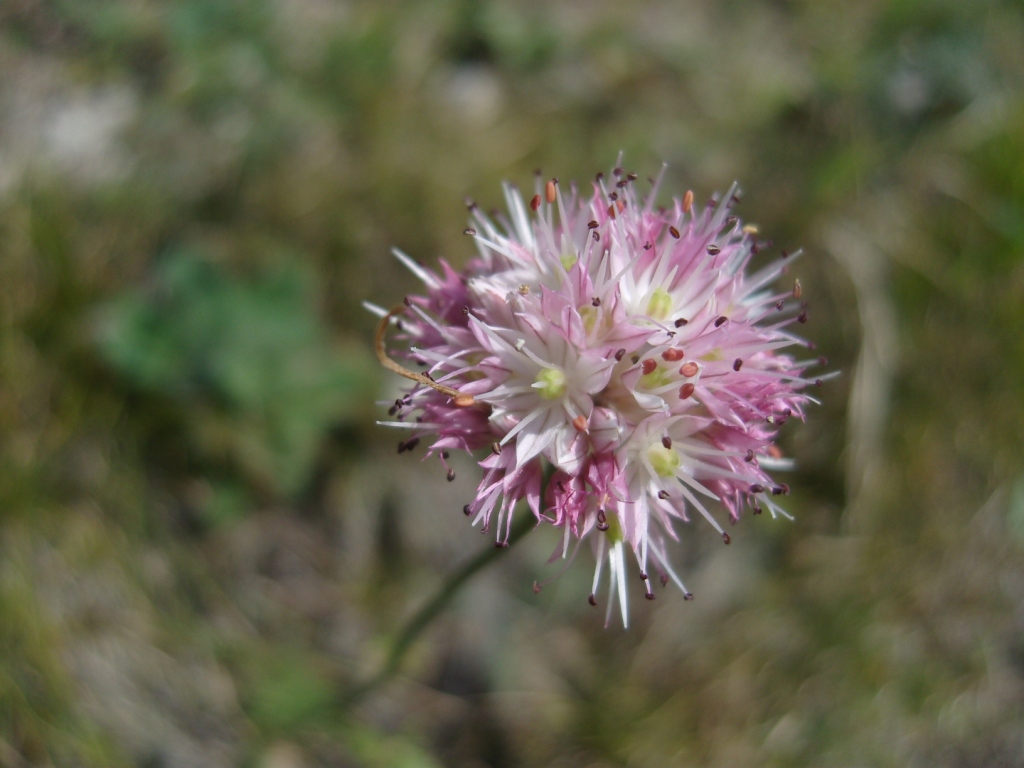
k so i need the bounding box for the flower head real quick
[371,162,826,626]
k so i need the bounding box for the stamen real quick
[661,348,684,362]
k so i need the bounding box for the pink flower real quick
[370,162,827,626]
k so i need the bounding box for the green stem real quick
[341,511,535,708]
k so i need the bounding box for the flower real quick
[370,162,826,626]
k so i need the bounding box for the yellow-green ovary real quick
[535,367,567,399]
[646,443,681,477]
[646,288,673,320]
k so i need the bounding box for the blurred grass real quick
[0,0,1022,766]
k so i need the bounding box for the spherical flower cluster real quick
[370,162,825,626]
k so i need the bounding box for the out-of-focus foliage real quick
[97,250,375,499]
[0,0,1022,766]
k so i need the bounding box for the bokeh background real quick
[1,0,1023,766]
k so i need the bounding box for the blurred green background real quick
[1,0,1023,766]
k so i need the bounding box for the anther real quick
[726,216,738,227]
[532,581,542,593]
[661,436,672,449]
[658,490,670,500]
[614,348,626,361]
[683,591,694,600]
[447,468,455,482]
[793,279,802,299]
[779,483,790,494]
[463,504,472,516]
[714,316,728,327]
[733,358,743,371]
[818,356,828,366]
[454,394,475,407]
[772,486,785,496]
[631,355,640,364]
[518,285,530,296]
[616,179,628,188]
[440,451,450,459]
[640,571,649,580]
[546,179,557,203]
[588,220,599,229]
[674,318,688,327]
[752,505,762,515]
[491,442,501,455]
[405,437,420,452]
[641,358,658,375]
[678,383,695,399]
[707,198,717,208]
[613,166,623,177]
[745,450,755,462]
[464,227,477,236]
[722,532,731,545]
[593,231,600,242]
[627,172,638,181]
[669,226,681,239]
[462,306,470,315]
[609,191,618,201]
[643,241,653,250]
[465,197,477,209]
[645,591,656,601]
[388,405,398,416]
[749,483,764,494]
[530,194,541,211]
[680,362,699,377]
[775,300,784,311]
[798,311,808,323]
[683,190,694,213]
[781,250,789,258]
[591,297,601,306]
[596,510,609,531]
[588,593,597,606]
[662,348,684,362]
[707,244,721,255]
[595,171,604,181]
[572,414,588,432]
